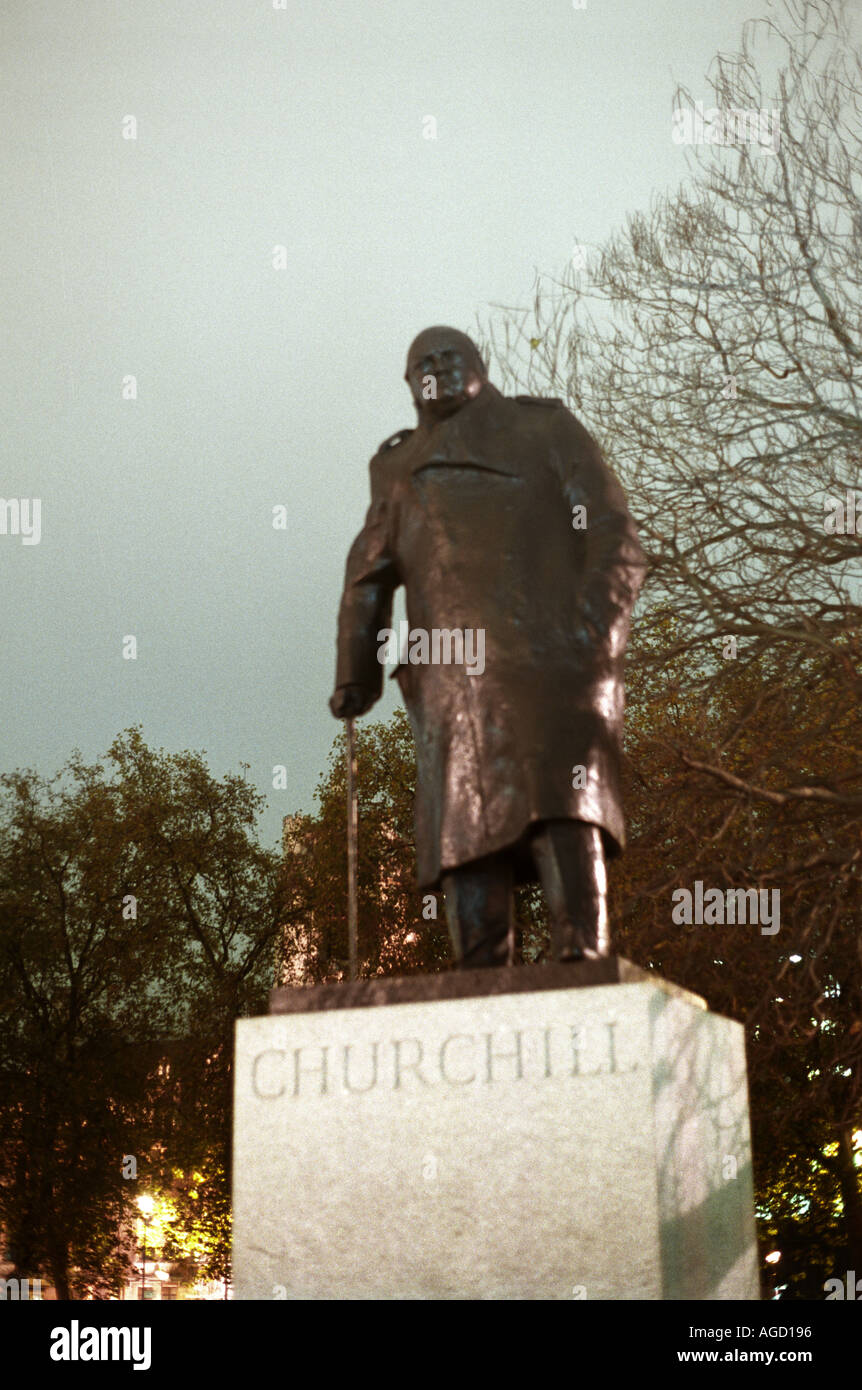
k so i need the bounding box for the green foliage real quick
[0,728,288,1297]
[282,708,450,980]
[156,1160,232,1285]
[607,613,861,1296]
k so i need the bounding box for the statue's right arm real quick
[331,457,399,718]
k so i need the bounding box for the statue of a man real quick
[330,326,646,968]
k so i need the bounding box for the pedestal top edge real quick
[268,958,706,1016]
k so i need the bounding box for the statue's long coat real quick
[334,382,646,890]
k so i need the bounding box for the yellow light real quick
[137,1194,155,1217]
[765,1251,781,1264]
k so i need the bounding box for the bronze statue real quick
[330,326,646,968]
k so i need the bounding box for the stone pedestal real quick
[232,960,760,1299]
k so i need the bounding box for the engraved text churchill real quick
[251,1021,636,1099]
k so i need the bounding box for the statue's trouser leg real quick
[529,820,609,960]
[441,851,514,969]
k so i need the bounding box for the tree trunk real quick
[48,1236,71,1301]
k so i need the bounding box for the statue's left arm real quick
[553,409,647,656]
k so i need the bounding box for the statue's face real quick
[405,333,486,421]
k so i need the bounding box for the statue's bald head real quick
[404,326,488,421]
[405,326,486,377]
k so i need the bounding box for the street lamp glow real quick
[765,1250,781,1264]
[137,1194,155,1217]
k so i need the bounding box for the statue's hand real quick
[329,684,374,719]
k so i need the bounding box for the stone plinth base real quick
[232,960,759,1299]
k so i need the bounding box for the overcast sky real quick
[2,0,781,848]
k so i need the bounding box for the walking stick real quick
[345,716,359,981]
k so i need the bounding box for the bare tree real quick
[481,0,861,1292]
[481,0,860,927]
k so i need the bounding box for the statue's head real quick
[404,326,488,421]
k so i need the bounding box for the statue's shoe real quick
[559,946,603,962]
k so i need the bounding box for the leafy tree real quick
[0,729,291,1298]
[281,709,449,982]
[613,619,861,1293]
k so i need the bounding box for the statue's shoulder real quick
[512,393,595,451]
[512,395,573,435]
[369,428,415,494]
[375,427,415,455]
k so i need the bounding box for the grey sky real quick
[2,0,776,848]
